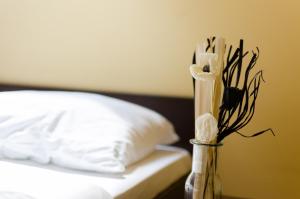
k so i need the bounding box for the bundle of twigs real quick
[216,39,274,143]
[187,38,274,199]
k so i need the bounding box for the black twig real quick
[217,39,273,143]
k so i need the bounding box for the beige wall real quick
[0,0,300,198]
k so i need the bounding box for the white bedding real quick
[0,91,179,173]
[0,145,191,199]
[0,192,36,199]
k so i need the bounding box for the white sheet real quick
[0,145,191,199]
[0,192,36,199]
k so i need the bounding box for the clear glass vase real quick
[185,139,222,199]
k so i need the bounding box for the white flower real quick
[190,53,219,81]
[195,113,218,144]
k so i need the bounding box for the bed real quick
[0,84,194,199]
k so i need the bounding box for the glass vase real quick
[185,139,222,199]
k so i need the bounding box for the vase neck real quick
[192,144,219,173]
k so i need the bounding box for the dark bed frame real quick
[0,83,194,199]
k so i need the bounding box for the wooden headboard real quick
[0,84,194,152]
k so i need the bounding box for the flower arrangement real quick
[185,37,274,199]
[191,37,274,144]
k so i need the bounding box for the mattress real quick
[0,145,191,199]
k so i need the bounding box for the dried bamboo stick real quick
[193,38,214,199]
[190,37,225,199]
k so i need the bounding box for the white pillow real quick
[0,90,179,173]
